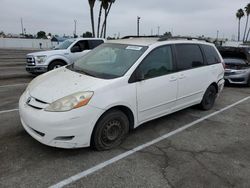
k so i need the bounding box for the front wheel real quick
[92,110,129,151]
[199,85,217,110]
[48,61,66,71]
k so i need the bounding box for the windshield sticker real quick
[126,46,143,51]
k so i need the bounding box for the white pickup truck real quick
[26,38,105,74]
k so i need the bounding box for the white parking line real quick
[0,83,28,88]
[49,96,250,188]
[0,109,19,115]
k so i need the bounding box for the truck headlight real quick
[44,91,94,112]
[35,55,47,64]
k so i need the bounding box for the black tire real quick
[92,110,129,151]
[199,85,217,111]
[48,61,66,71]
[247,76,250,87]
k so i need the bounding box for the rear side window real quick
[202,44,221,65]
[88,40,104,49]
[175,44,204,70]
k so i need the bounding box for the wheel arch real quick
[210,82,219,93]
[49,59,67,67]
[90,105,135,146]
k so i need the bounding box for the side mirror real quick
[128,68,145,83]
[135,69,145,81]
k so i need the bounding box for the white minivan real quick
[19,37,225,150]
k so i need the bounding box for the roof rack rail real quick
[158,36,211,43]
[121,35,160,39]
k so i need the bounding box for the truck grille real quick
[26,56,35,66]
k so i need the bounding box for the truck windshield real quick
[68,43,147,79]
[54,39,75,50]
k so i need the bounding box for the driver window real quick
[71,41,89,53]
[71,42,81,53]
[139,45,174,79]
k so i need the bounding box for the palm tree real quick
[88,0,96,37]
[243,4,250,42]
[236,9,245,41]
[97,0,104,37]
[100,0,115,38]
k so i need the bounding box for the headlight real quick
[45,91,94,112]
[35,55,47,64]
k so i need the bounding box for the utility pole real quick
[157,26,160,36]
[74,20,77,37]
[137,16,141,36]
[216,30,219,40]
[21,18,24,36]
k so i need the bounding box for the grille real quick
[26,56,35,66]
[27,96,48,110]
[224,72,236,76]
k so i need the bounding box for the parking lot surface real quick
[0,49,250,188]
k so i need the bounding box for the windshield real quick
[54,39,75,50]
[67,43,148,79]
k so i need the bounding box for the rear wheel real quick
[92,110,129,151]
[199,85,217,110]
[48,61,66,71]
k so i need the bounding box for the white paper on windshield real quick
[126,46,143,51]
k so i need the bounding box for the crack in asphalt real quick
[161,144,236,188]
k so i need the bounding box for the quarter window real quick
[202,44,221,65]
[139,45,174,79]
[175,44,204,70]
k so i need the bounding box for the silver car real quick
[224,58,250,86]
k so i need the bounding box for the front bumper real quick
[26,66,48,73]
[19,92,104,148]
[217,79,225,94]
[224,73,249,84]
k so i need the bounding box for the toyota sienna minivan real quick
[19,37,225,150]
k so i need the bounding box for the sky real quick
[0,0,249,39]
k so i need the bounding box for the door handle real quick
[179,74,185,79]
[169,76,177,81]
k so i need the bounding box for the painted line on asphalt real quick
[0,83,28,88]
[0,108,19,115]
[49,96,250,188]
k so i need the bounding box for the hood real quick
[27,49,67,57]
[28,67,106,103]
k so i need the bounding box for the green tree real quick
[0,31,5,37]
[163,32,172,38]
[82,31,93,37]
[243,4,250,42]
[37,31,47,39]
[88,0,96,37]
[236,9,245,41]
